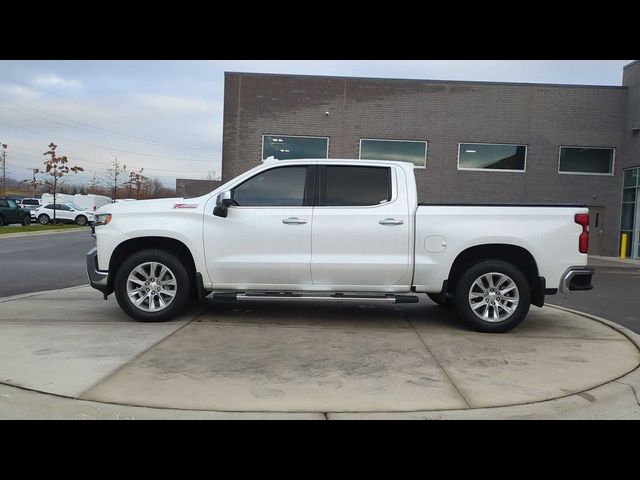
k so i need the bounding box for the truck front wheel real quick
[114,249,191,322]
[454,259,531,333]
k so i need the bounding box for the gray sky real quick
[0,60,633,188]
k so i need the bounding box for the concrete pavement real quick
[0,285,639,419]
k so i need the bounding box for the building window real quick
[262,135,328,160]
[359,139,427,168]
[457,143,527,172]
[558,146,614,175]
[620,167,640,258]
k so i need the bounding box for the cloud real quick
[132,93,221,116]
[32,75,81,88]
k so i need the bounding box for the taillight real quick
[575,213,589,254]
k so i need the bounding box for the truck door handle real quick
[282,217,308,225]
[379,218,403,226]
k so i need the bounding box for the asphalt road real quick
[1,232,638,334]
[548,257,640,334]
[0,230,95,297]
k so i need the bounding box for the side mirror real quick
[213,190,234,218]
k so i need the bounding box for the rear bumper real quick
[560,266,594,293]
[86,247,111,298]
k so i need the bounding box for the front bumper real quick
[86,247,111,298]
[560,266,594,293]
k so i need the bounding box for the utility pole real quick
[1,143,7,197]
[32,168,38,197]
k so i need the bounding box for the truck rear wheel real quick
[114,249,191,322]
[454,259,530,333]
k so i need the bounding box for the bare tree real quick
[22,168,44,197]
[41,143,84,224]
[126,168,149,200]
[105,156,127,201]
[204,170,219,181]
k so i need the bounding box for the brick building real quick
[177,60,640,258]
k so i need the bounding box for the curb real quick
[0,285,90,304]
[0,228,91,240]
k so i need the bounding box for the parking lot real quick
[0,228,94,297]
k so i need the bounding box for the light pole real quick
[1,143,7,197]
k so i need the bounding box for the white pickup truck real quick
[87,158,593,333]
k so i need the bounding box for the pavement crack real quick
[405,316,472,409]
[617,381,640,407]
[74,306,207,400]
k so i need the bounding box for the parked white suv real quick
[87,158,593,333]
[36,202,95,226]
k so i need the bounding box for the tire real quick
[38,214,50,225]
[454,259,531,333]
[114,249,191,322]
[75,215,87,226]
[427,292,454,307]
[22,215,31,226]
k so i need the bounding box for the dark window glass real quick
[624,168,639,187]
[262,135,328,160]
[623,188,636,203]
[323,166,391,206]
[559,147,614,174]
[360,139,426,167]
[57,204,70,211]
[459,143,526,171]
[44,204,55,209]
[23,199,39,205]
[7,199,17,208]
[621,204,635,231]
[233,166,307,207]
[0,199,8,207]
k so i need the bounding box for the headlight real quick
[93,214,112,226]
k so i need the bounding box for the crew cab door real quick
[311,164,411,288]
[204,164,315,288]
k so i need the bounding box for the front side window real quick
[458,143,527,172]
[360,139,427,168]
[322,166,391,207]
[559,147,614,175]
[7,199,17,208]
[262,135,328,160]
[44,204,55,209]
[233,166,308,207]
[0,199,8,207]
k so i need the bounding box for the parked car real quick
[17,198,42,220]
[0,197,32,226]
[87,158,594,332]
[35,203,95,226]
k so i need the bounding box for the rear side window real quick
[24,199,39,205]
[321,166,391,206]
[0,199,8,207]
[233,166,308,207]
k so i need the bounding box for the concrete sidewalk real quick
[0,285,639,419]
